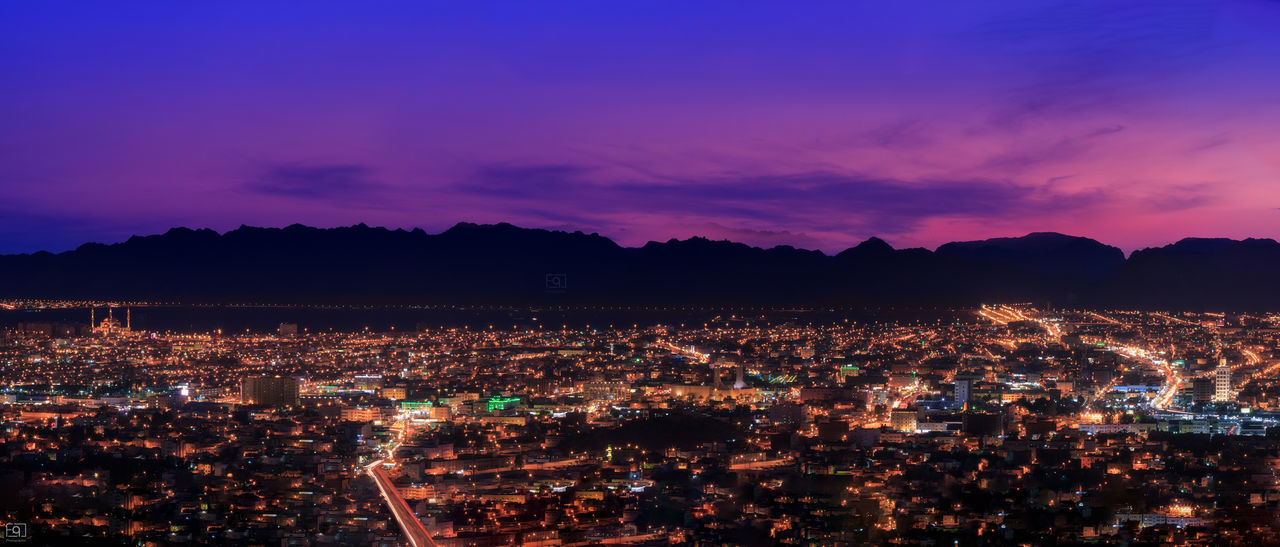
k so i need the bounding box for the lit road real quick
[980,306,1183,412]
[1246,359,1280,387]
[1103,339,1187,412]
[367,458,436,547]
[979,304,1062,338]
[1094,336,1180,411]
[1087,311,1120,325]
[1239,347,1261,371]
[1150,356,1182,411]
[657,339,710,363]
[1082,376,1118,409]
[892,389,923,410]
[1152,312,1195,326]
[978,305,1028,325]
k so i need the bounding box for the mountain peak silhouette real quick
[0,223,1275,310]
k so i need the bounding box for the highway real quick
[979,304,1063,338]
[1149,354,1183,411]
[1247,359,1280,386]
[1089,330,1187,412]
[367,458,436,547]
[1240,347,1261,371]
[1086,333,1182,411]
[978,305,1027,325]
[657,339,711,363]
[979,306,1183,412]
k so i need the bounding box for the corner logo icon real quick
[545,273,568,293]
[3,523,26,542]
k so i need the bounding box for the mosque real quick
[91,306,132,336]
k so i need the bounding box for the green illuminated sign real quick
[486,396,521,412]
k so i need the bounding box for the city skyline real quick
[4,2,1280,253]
[5,302,1279,545]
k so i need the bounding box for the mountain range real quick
[1,223,1277,310]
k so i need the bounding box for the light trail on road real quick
[367,415,436,547]
[980,307,1185,413]
[368,457,436,547]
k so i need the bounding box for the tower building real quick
[1213,358,1232,403]
[954,374,976,409]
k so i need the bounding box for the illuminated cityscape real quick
[4,302,1280,544]
[6,2,1280,545]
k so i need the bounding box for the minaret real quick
[733,364,746,389]
[90,307,95,328]
[126,307,131,331]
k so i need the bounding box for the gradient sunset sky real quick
[3,1,1279,254]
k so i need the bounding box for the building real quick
[1192,377,1214,405]
[340,407,382,422]
[666,384,713,399]
[954,375,974,409]
[1214,358,1232,403]
[92,307,131,336]
[769,403,810,426]
[890,409,918,432]
[585,375,630,401]
[962,412,1004,436]
[354,374,385,392]
[837,365,859,383]
[277,323,299,336]
[1079,423,1157,435]
[240,376,300,406]
[710,363,746,391]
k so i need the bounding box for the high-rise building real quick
[769,403,810,426]
[954,375,974,409]
[1192,378,1214,405]
[241,376,299,406]
[1214,358,1232,403]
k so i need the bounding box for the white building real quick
[1214,358,1232,403]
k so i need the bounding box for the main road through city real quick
[367,454,436,547]
[983,305,1189,413]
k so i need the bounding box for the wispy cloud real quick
[245,163,385,202]
[457,163,1110,239]
[975,1,1221,127]
[1143,183,1218,210]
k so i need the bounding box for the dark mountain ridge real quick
[1,223,1275,310]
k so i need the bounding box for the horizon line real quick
[6,221,1278,258]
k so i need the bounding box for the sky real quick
[3,1,1280,254]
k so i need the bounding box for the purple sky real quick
[3,1,1280,254]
